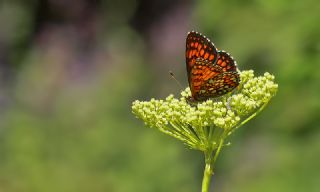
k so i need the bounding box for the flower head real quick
[132,70,278,151]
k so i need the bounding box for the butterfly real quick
[186,31,240,101]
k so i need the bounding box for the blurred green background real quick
[0,0,319,191]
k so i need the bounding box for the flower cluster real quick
[132,70,278,152]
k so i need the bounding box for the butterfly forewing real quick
[186,31,218,82]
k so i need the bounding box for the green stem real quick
[201,136,225,192]
[201,152,213,192]
[211,137,225,166]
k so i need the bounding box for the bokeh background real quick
[0,0,319,191]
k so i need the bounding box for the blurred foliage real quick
[0,0,319,191]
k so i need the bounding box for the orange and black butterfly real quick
[186,31,240,101]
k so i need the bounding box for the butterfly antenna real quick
[169,71,184,90]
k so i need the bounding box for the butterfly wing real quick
[186,31,218,85]
[216,50,238,72]
[196,51,240,99]
[189,58,223,100]
[189,55,240,100]
[199,71,240,99]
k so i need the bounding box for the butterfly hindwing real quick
[216,50,238,72]
[200,71,240,98]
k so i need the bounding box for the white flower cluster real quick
[132,70,278,151]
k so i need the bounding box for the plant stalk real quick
[201,135,225,192]
[201,155,213,192]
